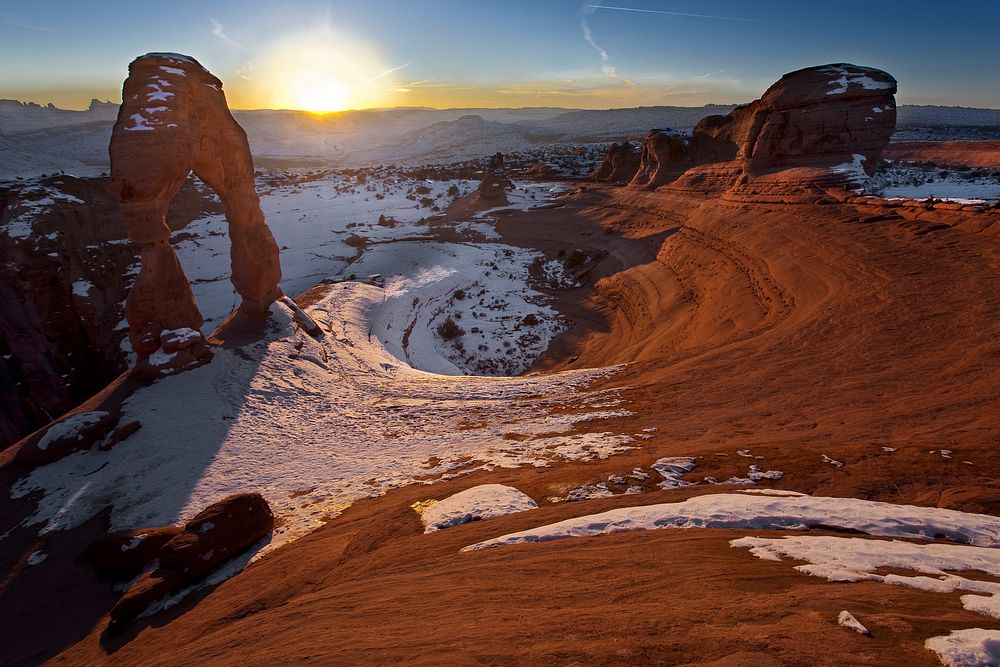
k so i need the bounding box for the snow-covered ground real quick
[9,289,633,554]
[175,172,477,329]
[167,172,574,378]
[865,162,1000,203]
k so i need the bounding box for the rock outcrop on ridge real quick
[110,53,282,372]
[108,493,274,626]
[630,63,898,191]
[0,175,222,448]
[591,141,642,184]
[478,152,513,204]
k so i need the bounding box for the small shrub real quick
[344,235,367,249]
[522,314,539,326]
[437,317,464,341]
[453,288,466,300]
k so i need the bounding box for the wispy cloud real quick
[368,63,410,83]
[390,78,433,94]
[0,10,54,32]
[585,5,767,23]
[696,69,725,79]
[580,1,618,78]
[210,18,248,51]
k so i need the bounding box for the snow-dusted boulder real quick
[420,484,538,533]
[14,410,115,464]
[88,526,182,578]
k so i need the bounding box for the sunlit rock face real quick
[110,53,282,366]
[630,63,898,190]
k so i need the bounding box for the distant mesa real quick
[591,63,898,196]
[109,52,283,376]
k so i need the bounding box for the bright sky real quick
[1,0,998,111]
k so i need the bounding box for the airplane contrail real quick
[586,5,767,23]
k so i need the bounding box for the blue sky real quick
[1,0,998,109]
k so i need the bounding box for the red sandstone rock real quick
[592,141,642,184]
[88,526,182,578]
[109,53,282,366]
[630,63,897,191]
[109,568,185,626]
[13,410,116,464]
[158,492,274,580]
[478,152,512,204]
[107,493,274,625]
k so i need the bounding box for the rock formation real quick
[108,493,274,625]
[0,175,221,448]
[630,64,897,191]
[110,53,282,372]
[478,152,513,204]
[591,141,642,184]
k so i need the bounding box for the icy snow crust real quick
[925,629,1000,666]
[462,494,1000,551]
[11,290,632,554]
[419,484,538,533]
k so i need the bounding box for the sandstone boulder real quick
[88,526,183,578]
[107,493,274,625]
[13,410,116,464]
[158,493,274,580]
[109,53,282,369]
[109,568,185,627]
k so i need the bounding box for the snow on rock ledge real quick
[462,494,1000,552]
[419,484,538,533]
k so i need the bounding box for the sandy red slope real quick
[6,178,1000,665]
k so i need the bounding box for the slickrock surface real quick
[110,53,281,363]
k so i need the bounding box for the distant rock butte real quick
[625,63,897,193]
[109,53,281,372]
[478,151,512,204]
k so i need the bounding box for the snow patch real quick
[463,494,1000,551]
[837,610,870,636]
[419,484,537,532]
[733,535,1000,619]
[925,628,1000,667]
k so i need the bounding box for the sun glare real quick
[293,72,349,114]
[254,29,393,113]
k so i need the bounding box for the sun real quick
[292,71,349,113]
[252,28,394,113]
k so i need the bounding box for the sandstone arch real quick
[110,53,281,365]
